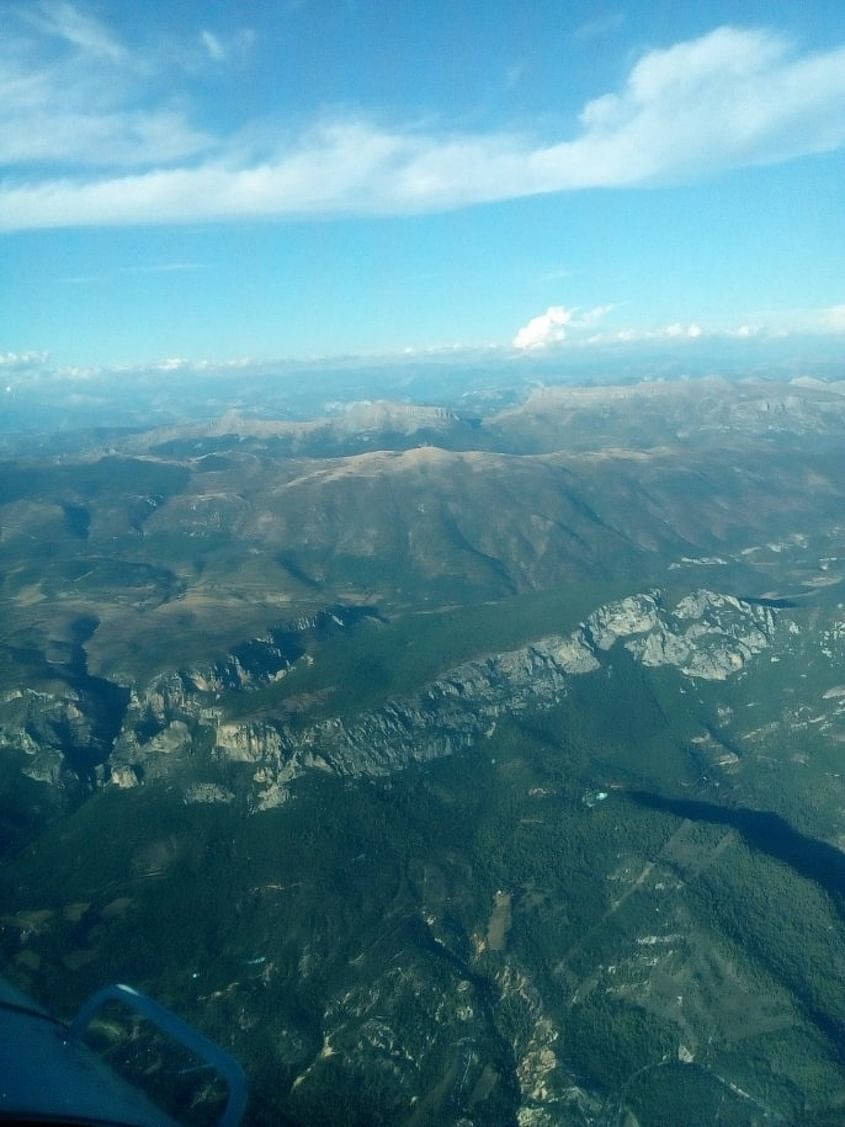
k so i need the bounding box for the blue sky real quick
[2,0,845,377]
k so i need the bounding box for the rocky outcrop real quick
[2,590,779,811]
[107,588,779,809]
[133,608,369,722]
[0,607,370,799]
[585,590,776,679]
[0,684,124,789]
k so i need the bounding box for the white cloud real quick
[152,356,254,372]
[513,306,573,350]
[198,26,254,65]
[590,322,712,342]
[157,357,193,371]
[516,304,703,347]
[580,321,769,346]
[0,352,266,386]
[571,303,615,328]
[0,102,213,166]
[20,1,127,62]
[572,10,625,42]
[199,27,255,65]
[200,26,256,65]
[512,303,615,349]
[663,322,703,338]
[0,350,49,369]
[200,30,226,62]
[0,10,214,168]
[3,25,845,228]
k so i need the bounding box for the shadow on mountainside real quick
[628,790,845,903]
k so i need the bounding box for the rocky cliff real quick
[0,589,779,813]
[99,589,777,810]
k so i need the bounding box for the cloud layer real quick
[2,18,845,230]
[5,301,845,391]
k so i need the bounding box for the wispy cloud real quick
[57,262,207,284]
[736,302,845,336]
[505,63,523,90]
[0,101,213,166]
[0,4,214,168]
[57,274,106,285]
[19,0,127,62]
[573,303,615,328]
[3,23,845,230]
[572,10,625,42]
[199,27,255,64]
[540,267,574,282]
[122,262,207,274]
[200,30,226,62]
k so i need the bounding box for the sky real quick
[2,0,845,379]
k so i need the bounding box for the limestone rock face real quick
[183,782,234,805]
[585,593,664,650]
[109,765,140,789]
[4,589,779,811]
[174,588,776,805]
[584,590,776,680]
[0,686,112,789]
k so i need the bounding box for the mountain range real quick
[2,373,845,1124]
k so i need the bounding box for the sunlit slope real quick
[486,377,845,451]
[102,377,845,457]
[2,436,844,680]
[4,596,845,1125]
[4,376,845,1123]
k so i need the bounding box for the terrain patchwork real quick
[2,376,845,1124]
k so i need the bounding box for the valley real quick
[2,375,845,1124]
